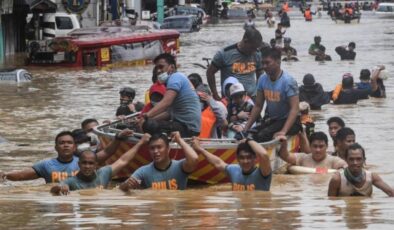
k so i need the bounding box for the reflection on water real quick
[1,12,394,229]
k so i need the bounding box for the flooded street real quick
[1,10,394,229]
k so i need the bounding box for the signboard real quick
[101,47,110,62]
[62,0,90,14]
[141,11,151,20]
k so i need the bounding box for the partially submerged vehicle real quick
[27,26,180,68]
[161,15,201,33]
[0,69,32,83]
[174,5,209,24]
[376,2,394,18]
[94,113,301,184]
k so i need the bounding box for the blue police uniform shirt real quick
[257,71,298,121]
[131,159,188,190]
[225,164,272,191]
[166,72,201,134]
[32,156,80,183]
[61,166,112,191]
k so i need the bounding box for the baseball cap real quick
[229,83,245,97]
[299,101,310,111]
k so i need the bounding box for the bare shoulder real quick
[330,171,342,182]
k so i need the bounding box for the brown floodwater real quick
[1,10,394,229]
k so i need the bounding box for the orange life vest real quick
[332,84,342,101]
[304,10,312,20]
[283,3,289,12]
[199,107,217,138]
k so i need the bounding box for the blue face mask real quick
[158,72,169,84]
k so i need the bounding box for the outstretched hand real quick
[140,133,151,144]
[170,131,182,143]
[119,177,141,191]
[276,134,287,144]
[118,129,134,139]
[190,137,204,152]
[50,184,70,196]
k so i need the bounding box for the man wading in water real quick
[191,137,272,191]
[50,133,151,195]
[328,143,394,197]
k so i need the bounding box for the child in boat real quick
[141,82,166,115]
[226,83,254,138]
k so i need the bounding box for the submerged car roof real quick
[164,15,197,20]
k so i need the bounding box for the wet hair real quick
[344,143,366,160]
[188,73,203,89]
[148,133,170,147]
[261,47,282,61]
[242,27,263,46]
[336,127,355,142]
[360,69,371,81]
[79,150,98,162]
[71,129,90,144]
[348,42,356,48]
[236,142,256,157]
[342,76,354,89]
[81,118,98,130]
[119,87,136,99]
[327,117,345,127]
[309,132,328,145]
[55,131,74,145]
[153,53,177,67]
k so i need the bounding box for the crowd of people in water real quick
[0,18,392,198]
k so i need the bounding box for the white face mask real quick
[158,72,169,84]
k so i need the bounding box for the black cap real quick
[71,129,90,144]
[303,74,315,86]
[119,87,136,99]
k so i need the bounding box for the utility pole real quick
[157,0,164,24]
[0,15,3,63]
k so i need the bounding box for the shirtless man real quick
[278,132,347,170]
[328,143,394,197]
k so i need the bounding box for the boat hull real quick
[98,132,300,184]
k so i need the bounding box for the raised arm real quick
[191,137,228,172]
[327,173,341,196]
[96,129,133,164]
[0,168,39,181]
[277,136,297,165]
[206,64,221,101]
[111,133,150,175]
[247,139,271,176]
[372,173,394,197]
[244,89,264,131]
[371,65,385,92]
[171,132,199,173]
